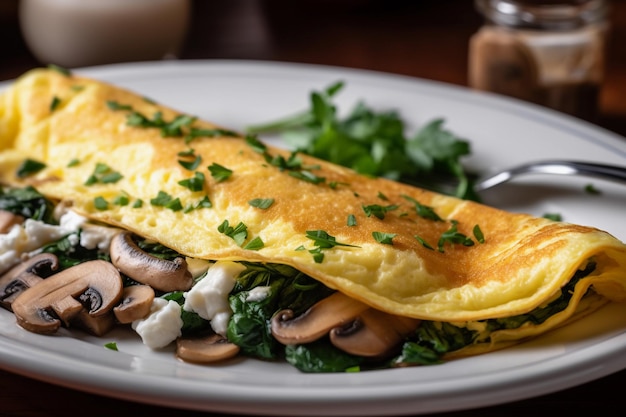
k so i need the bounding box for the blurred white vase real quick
[19,0,191,68]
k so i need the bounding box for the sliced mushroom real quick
[0,210,24,234]
[330,309,420,357]
[11,260,123,334]
[270,292,370,345]
[0,253,59,310]
[72,309,116,336]
[113,284,155,324]
[109,231,193,292]
[176,333,240,364]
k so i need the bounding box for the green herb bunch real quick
[247,82,476,200]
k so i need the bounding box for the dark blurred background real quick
[1,0,625,135]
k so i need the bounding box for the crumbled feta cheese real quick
[183,261,246,335]
[79,224,120,251]
[245,286,271,303]
[132,298,183,349]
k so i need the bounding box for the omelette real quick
[0,67,625,371]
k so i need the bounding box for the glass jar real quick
[469,0,609,120]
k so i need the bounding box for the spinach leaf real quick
[40,232,109,270]
[0,186,55,223]
[285,339,363,373]
[227,263,334,360]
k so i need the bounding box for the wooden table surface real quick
[1,1,625,416]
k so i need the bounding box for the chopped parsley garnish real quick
[104,342,118,351]
[107,101,238,141]
[50,96,61,112]
[16,159,46,178]
[347,214,357,226]
[106,100,133,111]
[178,172,206,192]
[437,221,474,253]
[373,231,396,245]
[288,170,325,184]
[361,204,399,220]
[178,151,202,171]
[218,220,248,246]
[303,230,359,263]
[543,213,563,221]
[473,224,485,243]
[113,193,129,206]
[584,183,601,195]
[248,198,274,209]
[48,64,71,76]
[244,236,265,251]
[402,195,443,221]
[94,196,109,211]
[150,191,182,211]
[84,163,123,185]
[414,235,435,250]
[208,163,233,182]
[67,158,80,167]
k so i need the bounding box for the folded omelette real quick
[1,68,625,368]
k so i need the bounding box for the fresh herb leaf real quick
[402,195,443,221]
[50,96,61,112]
[94,196,109,211]
[347,214,357,226]
[437,221,474,252]
[178,154,202,171]
[84,163,123,185]
[248,198,274,209]
[48,64,71,76]
[543,213,562,221]
[208,163,233,182]
[243,236,265,250]
[473,224,485,243]
[16,159,46,178]
[106,100,133,111]
[246,82,474,199]
[414,235,435,250]
[104,342,118,351]
[373,231,396,245]
[178,172,205,192]
[584,183,601,195]
[361,203,399,220]
[218,220,248,246]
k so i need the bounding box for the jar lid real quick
[475,0,609,30]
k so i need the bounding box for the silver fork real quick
[474,160,626,192]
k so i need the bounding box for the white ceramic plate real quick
[1,60,626,416]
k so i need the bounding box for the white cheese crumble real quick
[245,286,271,303]
[0,211,84,273]
[132,298,183,349]
[182,260,246,336]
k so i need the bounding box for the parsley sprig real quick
[106,101,238,142]
[246,82,476,199]
[298,230,359,263]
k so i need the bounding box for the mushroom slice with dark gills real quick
[0,253,59,310]
[176,333,240,364]
[330,309,420,358]
[109,231,193,292]
[11,260,123,334]
[270,292,370,345]
[113,284,155,324]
